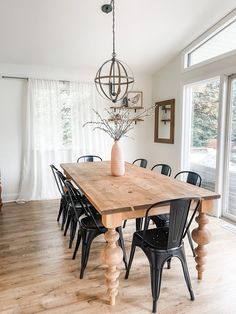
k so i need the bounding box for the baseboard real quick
[2,193,19,203]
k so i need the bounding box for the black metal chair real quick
[151,171,202,258]
[125,197,200,313]
[64,179,128,279]
[77,155,102,163]
[132,158,148,168]
[55,170,86,247]
[123,158,148,230]
[50,164,65,222]
[135,163,171,231]
[175,171,202,186]
[50,165,70,230]
[151,164,172,176]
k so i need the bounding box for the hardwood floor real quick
[0,200,236,314]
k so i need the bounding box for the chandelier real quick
[94,0,134,103]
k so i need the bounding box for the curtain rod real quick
[1,76,70,83]
[2,75,28,80]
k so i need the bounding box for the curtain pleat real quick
[17,79,111,201]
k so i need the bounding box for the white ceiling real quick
[0,0,235,74]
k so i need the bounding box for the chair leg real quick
[69,219,77,249]
[167,258,171,269]
[150,267,162,313]
[116,226,127,270]
[61,205,68,231]
[178,248,195,301]
[123,220,127,228]
[125,241,136,279]
[135,218,143,231]
[187,229,196,257]
[64,211,71,236]
[80,230,98,279]
[57,198,64,222]
[72,229,81,260]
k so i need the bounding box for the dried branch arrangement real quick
[83,105,156,141]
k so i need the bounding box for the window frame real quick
[222,74,236,222]
[181,75,224,217]
[182,9,236,71]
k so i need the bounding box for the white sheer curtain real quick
[18,78,111,201]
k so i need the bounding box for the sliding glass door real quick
[184,77,220,192]
[184,75,236,221]
[223,75,236,221]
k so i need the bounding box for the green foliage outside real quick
[191,80,236,163]
[191,81,219,148]
[230,80,236,163]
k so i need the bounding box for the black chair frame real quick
[174,171,202,187]
[132,158,148,168]
[64,180,128,279]
[153,170,202,258]
[51,167,70,231]
[77,155,102,163]
[125,197,200,313]
[50,164,65,222]
[123,158,148,229]
[151,164,172,177]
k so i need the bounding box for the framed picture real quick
[126,91,143,108]
[154,99,175,144]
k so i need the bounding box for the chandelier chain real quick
[95,0,134,103]
[112,0,116,57]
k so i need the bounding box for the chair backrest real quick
[63,179,86,220]
[143,197,200,250]
[64,179,100,229]
[54,169,67,198]
[132,158,148,168]
[77,155,102,163]
[174,171,202,187]
[50,164,61,193]
[151,164,172,176]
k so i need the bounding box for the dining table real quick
[60,161,220,306]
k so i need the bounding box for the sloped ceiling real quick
[0,0,235,74]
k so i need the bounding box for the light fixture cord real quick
[112,0,116,58]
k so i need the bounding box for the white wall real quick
[0,63,152,202]
[0,78,27,201]
[134,57,182,173]
[148,52,236,175]
[148,49,236,217]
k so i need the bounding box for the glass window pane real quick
[189,78,220,191]
[227,78,236,217]
[187,19,236,67]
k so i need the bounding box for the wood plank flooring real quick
[0,200,236,314]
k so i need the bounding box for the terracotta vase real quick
[111,140,125,176]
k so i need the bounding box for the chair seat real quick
[156,214,169,222]
[82,195,91,206]
[74,202,99,219]
[150,214,170,228]
[125,198,199,313]
[135,227,169,250]
[80,215,106,230]
[75,202,83,209]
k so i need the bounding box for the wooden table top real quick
[60,161,220,216]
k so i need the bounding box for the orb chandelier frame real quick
[94,0,134,103]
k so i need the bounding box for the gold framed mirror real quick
[154,99,175,144]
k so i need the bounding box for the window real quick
[18,79,110,201]
[185,15,236,68]
[183,77,220,191]
[224,75,236,221]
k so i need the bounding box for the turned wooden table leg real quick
[101,228,123,305]
[192,203,211,280]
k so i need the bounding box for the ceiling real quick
[0,0,235,74]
